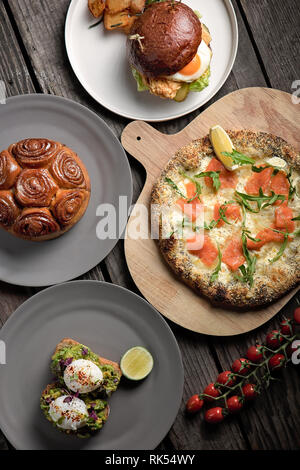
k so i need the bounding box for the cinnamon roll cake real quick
[0,138,91,241]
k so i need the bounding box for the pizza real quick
[151,130,300,308]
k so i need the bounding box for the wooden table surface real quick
[0,0,299,450]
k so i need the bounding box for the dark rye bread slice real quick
[52,338,122,377]
[41,383,110,436]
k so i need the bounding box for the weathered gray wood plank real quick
[0,1,38,450]
[3,0,250,450]
[2,0,299,450]
[240,0,300,92]
[0,2,34,97]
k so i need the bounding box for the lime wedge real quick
[209,125,238,171]
[120,346,154,381]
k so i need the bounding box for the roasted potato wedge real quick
[122,15,138,34]
[88,0,105,18]
[104,10,130,30]
[106,0,131,14]
[130,0,146,14]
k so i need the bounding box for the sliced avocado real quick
[174,83,190,102]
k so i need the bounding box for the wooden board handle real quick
[121,121,183,176]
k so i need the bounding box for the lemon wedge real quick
[209,125,238,171]
[120,346,154,381]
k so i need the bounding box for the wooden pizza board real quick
[121,88,299,336]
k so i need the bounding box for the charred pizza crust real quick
[151,130,300,308]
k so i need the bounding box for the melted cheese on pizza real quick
[164,151,300,285]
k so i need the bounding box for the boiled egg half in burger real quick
[64,359,103,394]
[167,40,212,83]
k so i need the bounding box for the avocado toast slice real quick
[40,382,110,437]
[51,338,122,397]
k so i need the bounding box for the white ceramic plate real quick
[65,0,238,122]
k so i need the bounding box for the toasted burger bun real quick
[127,1,202,78]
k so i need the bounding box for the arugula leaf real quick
[221,150,255,166]
[235,230,257,287]
[234,192,259,213]
[195,171,221,191]
[210,244,222,282]
[292,214,300,221]
[178,171,202,198]
[269,232,289,263]
[243,229,261,243]
[287,169,296,200]
[218,204,234,225]
[252,164,280,175]
[235,190,285,213]
[164,177,186,198]
[204,220,218,230]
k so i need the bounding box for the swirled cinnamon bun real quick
[15,169,58,207]
[0,191,20,227]
[13,208,60,241]
[9,138,61,168]
[0,139,91,241]
[49,148,89,189]
[0,151,21,189]
[51,189,90,227]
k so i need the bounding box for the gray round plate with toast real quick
[0,281,184,450]
[0,94,132,286]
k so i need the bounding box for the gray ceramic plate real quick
[0,281,184,450]
[0,94,132,286]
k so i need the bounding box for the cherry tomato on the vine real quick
[269,353,285,370]
[247,345,264,363]
[294,307,300,325]
[266,330,284,349]
[205,407,225,424]
[186,394,204,414]
[217,371,236,387]
[242,383,258,401]
[227,395,243,413]
[280,319,294,336]
[203,383,221,402]
[232,358,251,375]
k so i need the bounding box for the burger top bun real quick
[127,1,202,78]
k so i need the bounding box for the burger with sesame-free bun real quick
[127,1,212,101]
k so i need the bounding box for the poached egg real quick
[167,40,212,83]
[64,359,103,394]
[49,396,88,431]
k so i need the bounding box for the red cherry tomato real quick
[266,330,284,349]
[232,358,251,375]
[227,395,243,413]
[269,353,285,370]
[247,345,264,363]
[205,407,225,424]
[186,394,204,414]
[242,383,258,401]
[203,383,221,402]
[217,371,236,387]
[294,307,300,325]
[280,319,294,336]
